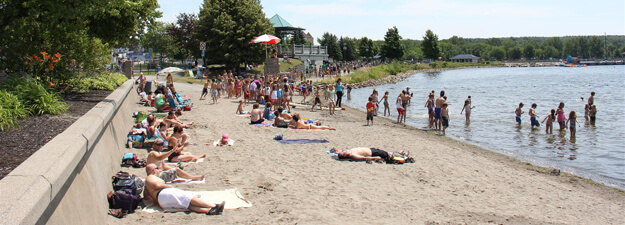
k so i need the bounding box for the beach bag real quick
[108,189,141,213]
[127,134,145,148]
[112,171,140,195]
[134,111,147,123]
[183,105,192,111]
[121,153,137,167]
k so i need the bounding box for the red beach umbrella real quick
[250,34,281,44]
[250,34,281,58]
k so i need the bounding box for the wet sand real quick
[112,80,624,224]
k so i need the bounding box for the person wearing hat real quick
[218,134,232,146]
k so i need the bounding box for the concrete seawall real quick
[0,80,137,225]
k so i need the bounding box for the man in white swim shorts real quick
[144,175,225,215]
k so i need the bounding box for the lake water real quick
[344,65,625,190]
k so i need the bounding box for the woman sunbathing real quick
[167,125,205,162]
[336,147,411,163]
[290,115,335,130]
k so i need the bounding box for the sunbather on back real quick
[144,175,224,215]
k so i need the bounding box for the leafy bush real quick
[0,90,28,131]
[384,61,404,75]
[67,72,128,93]
[1,78,68,116]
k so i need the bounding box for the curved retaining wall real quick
[0,80,137,225]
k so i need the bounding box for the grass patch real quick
[317,61,505,84]
[173,76,206,85]
[0,90,28,131]
[252,59,303,74]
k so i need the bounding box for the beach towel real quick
[141,188,252,213]
[276,139,330,144]
[235,113,251,117]
[213,139,235,146]
[165,158,204,165]
[170,178,206,184]
[252,122,273,128]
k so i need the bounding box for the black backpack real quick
[112,171,143,195]
[107,189,142,213]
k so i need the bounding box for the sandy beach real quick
[111,79,624,224]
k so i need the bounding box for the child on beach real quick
[541,109,556,134]
[515,102,525,126]
[328,87,336,116]
[584,103,591,121]
[441,102,449,135]
[460,96,475,123]
[370,90,379,116]
[396,93,405,124]
[529,103,540,129]
[382,91,391,116]
[235,100,246,115]
[426,93,434,128]
[211,79,219,104]
[264,102,274,120]
[556,102,566,130]
[590,104,597,123]
[366,97,375,126]
[311,87,323,111]
[566,111,580,138]
[200,79,209,100]
[217,134,233,146]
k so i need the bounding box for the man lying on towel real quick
[144,174,225,215]
[337,147,411,163]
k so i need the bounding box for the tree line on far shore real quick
[318,28,625,62]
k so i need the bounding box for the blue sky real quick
[158,0,624,41]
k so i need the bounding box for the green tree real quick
[167,13,199,59]
[486,38,502,46]
[541,46,559,59]
[339,37,357,61]
[546,37,564,53]
[0,0,160,82]
[195,0,273,68]
[380,26,405,60]
[438,42,461,60]
[468,43,491,58]
[359,37,376,59]
[588,36,604,58]
[522,41,536,59]
[508,47,522,60]
[448,35,466,46]
[141,21,177,64]
[421,29,440,59]
[318,32,342,61]
[490,47,505,60]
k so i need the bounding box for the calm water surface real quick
[345,66,625,190]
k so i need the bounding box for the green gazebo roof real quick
[270,14,295,28]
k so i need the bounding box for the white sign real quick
[200,42,206,51]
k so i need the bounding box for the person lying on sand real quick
[164,110,193,128]
[144,175,224,215]
[336,147,410,163]
[290,114,335,130]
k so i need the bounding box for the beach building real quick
[450,54,480,63]
[270,14,328,65]
[270,14,306,44]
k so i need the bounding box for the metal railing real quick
[276,44,328,57]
